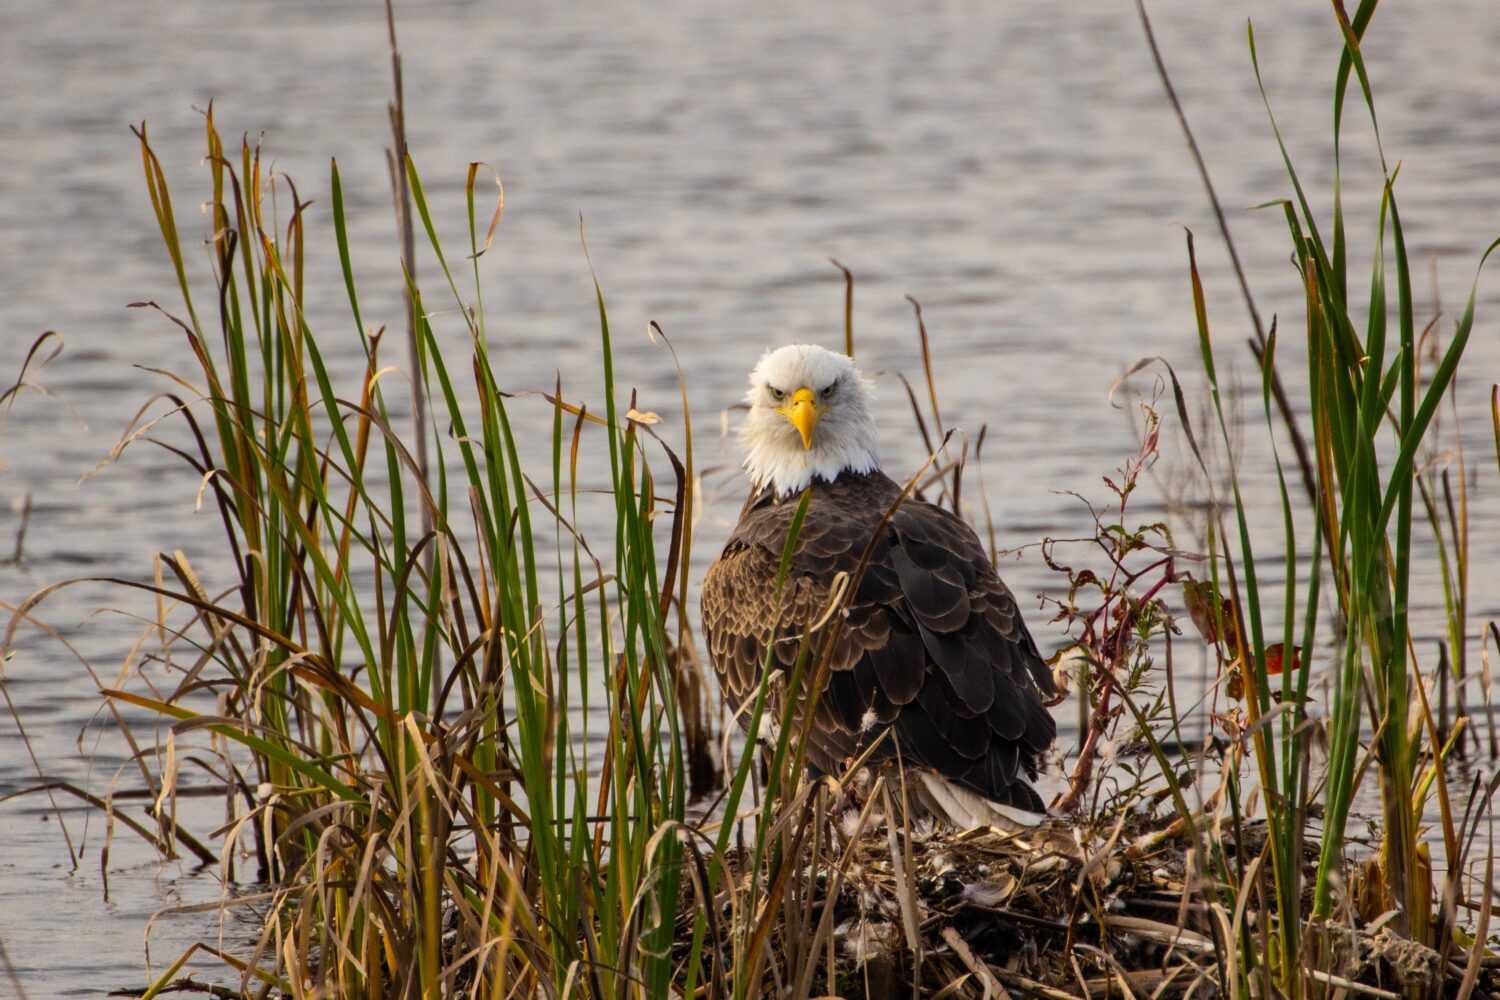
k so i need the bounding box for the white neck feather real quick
[740,414,880,495]
[737,345,881,496]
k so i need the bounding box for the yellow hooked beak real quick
[776,387,822,449]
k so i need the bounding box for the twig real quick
[1134,0,1319,512]
[0,935,28,1000]
[940,926,1015,1000]
[1304,969,1400,999]
[0,493,30,566]
[1100,914,1216,955]
[831,258,854,357]
[108,979,248,999]
[990,969,1084,1000]
[384,0,432,565]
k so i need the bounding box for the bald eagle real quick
[701,344,1057,825]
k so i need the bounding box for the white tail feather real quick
[913,772,1043,833]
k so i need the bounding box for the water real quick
[3,0,1500,993]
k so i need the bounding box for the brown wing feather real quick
[701,470,1057,812]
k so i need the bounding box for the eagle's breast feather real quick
[701,469,1057,813]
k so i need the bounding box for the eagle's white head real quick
[740,344,880,496]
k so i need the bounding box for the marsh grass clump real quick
[6,1,1500,998]
[3,103,726,996]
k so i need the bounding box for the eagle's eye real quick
[821,383,838,400]
[768,386,786,402]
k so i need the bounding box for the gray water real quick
[3,0,1500,993]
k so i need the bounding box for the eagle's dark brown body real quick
[701,469,1056,813]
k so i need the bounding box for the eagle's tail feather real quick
[912,771,1045,833]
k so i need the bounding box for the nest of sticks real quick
[708,809,1500,1000]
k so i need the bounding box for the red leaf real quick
[1264,643,1303,675]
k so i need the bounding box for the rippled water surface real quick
[3,1,1500,993]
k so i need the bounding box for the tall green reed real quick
[37,105,731,996]
[1168,3,1499,993]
